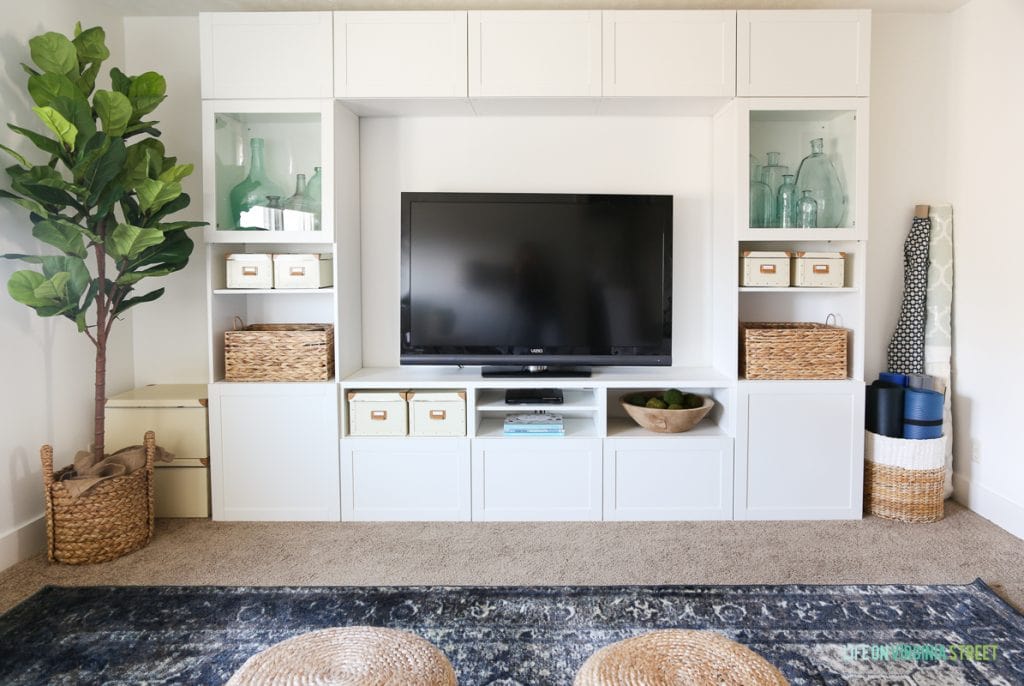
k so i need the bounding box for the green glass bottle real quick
[795,138,846,228]
[228,138,283,230]
[305,166,323,231]
[776,174,798,228]
[797,190,818,228]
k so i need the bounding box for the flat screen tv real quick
[400,192,672,375]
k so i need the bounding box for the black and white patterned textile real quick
[1,581,1023,685]
[888,216,932,374]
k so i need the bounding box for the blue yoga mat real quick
[904,387,944,439]
[880,371,909,387]
[866,380,905,438]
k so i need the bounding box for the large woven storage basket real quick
[864,431,946,523]
[741,322,849,380]
[225,323,335,381]
[40,431,155,565]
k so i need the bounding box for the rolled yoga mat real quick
[908,373,934,390]
[866,381,905,438]
[880,372,909,387]
[903,387,944,439]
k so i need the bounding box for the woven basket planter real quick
[741,322,849,380]
[864,431,946,523]
[224,322,335,382]
[40,431,156,565]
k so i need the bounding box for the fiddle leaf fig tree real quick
[1,24,205,462]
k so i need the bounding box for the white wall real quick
[0,2,135,569]
[866,12,950,381]
[359,116,714,368]
[946,0,1024,538]
[124,17,208,385]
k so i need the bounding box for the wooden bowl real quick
[619,393,714,433]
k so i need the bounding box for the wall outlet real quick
[971,439,981,464]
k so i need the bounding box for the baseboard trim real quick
[0,516,46,572]
[953,473,1024,541]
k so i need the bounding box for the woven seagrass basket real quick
[740,322,849,380]
[864,431,946,523]
[40,431,155,565]
[224,322,335,382]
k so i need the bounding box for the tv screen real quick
[400,192,672,369]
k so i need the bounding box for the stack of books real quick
[503,412,565,436]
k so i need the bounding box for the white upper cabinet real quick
[602,11,736,98]
[200,12,334,100]
[334,12,468,98]
[737,10,871,97]
[469,11,602,97]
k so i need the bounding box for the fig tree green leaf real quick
[107,223,164,260]
[72,26,109,62]
[94,90,132,136]
[8,123,62,157]
[0,144,30,168]
[158,163,193,184]
[29,32,77,75]
[32,106,77,150]
[136,178,181,214]
[32,271,71,301]
[8,270,50,308]
[27,73,78,107]
[114,287,164,315]
[128,72,166,118]
[32,219,88,258]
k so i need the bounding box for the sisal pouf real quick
[226,626,457,686]
[574,629,788,686]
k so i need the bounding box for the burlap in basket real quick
[40,431,156,565]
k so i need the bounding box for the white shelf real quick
[213,288,335,295]
[739,287,858,293]
[205,228,334,244]
[341,366,734,389]
[737,228,865,241]
[606,417,728,439]
[476,416,599,439]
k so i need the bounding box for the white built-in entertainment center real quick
[201,9,871,522]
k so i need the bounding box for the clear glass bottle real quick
[760,152,790,203]
[228,138,283,230]
[776,174,798,229]
[265,195,284,232]
[306,166,323,231]
[797,190,818,228]
[284,173,315,232]
[749,154,762,183]
[749,174,772,228]
[795,138,846,228]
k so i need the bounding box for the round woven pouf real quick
[574,630,788,686]
[226,626,457,686]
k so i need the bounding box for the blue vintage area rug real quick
[1,581,1022,685]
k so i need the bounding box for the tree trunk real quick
[93,241,107,464]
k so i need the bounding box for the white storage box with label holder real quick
[792,251,846,287]
[226,253,273,289]
[105,384,210,518]
[348,390,409,436]
[273,253,334,289]
[408,390,467,437]
[740,251,791,287]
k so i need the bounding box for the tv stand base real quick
[481,365,592,378]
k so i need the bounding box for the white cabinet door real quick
[736,381,864,520]
[604,437,733,520]
[200,13,334,100]
[737,10,871,97]
[209,383,339,521]
[469,11,602,97]
[340,438,471,521]
[602,11,736,97]
[472,438,602,520]
[334,12,468,98]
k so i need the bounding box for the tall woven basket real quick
[864,431,946,523]
[40,431,156,564]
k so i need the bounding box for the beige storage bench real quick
[105,384,210,518]
[408,390,467,437]
[348,390,409,436]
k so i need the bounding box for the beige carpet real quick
[2,501,1022,615]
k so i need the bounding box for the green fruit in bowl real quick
[663,389,684,406]
[645,397,668,410]
[628,395,647,407]
[682,394,704,409]
[667,403,684,410]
